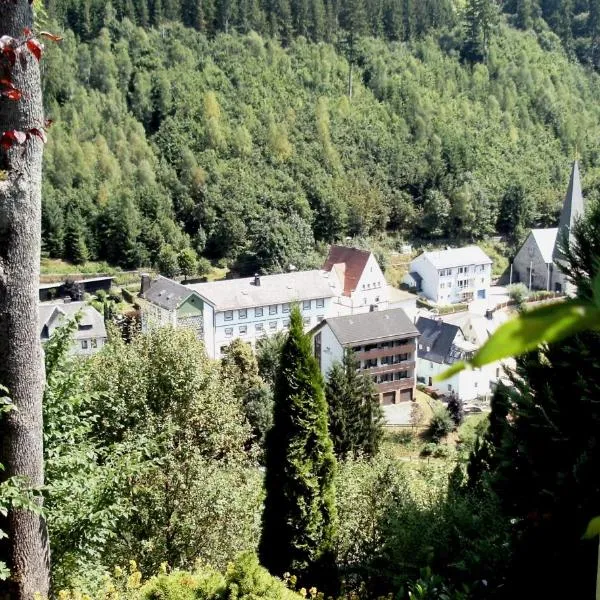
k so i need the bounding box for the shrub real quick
[508,283,528,306]
[428,407,454,442]
[446,396,464,426]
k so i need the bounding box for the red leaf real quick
[26,39,43,62]
[40,32,64,42]
[2,46,16,67]
[0,79,15,89]
[23,28,32,37]
[28,128,47,143]
[1,89,22,101]
[0,130,27,150]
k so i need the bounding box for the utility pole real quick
[528,260,532,291]
[546,262,550,291]
[509,262,513,286]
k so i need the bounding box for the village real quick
[35,160,584,427]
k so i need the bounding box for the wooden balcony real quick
[363,361,416,376]
[356,342,416,361]
[376,378,415,393]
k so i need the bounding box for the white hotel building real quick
[141,245,417,359]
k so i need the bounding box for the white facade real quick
[209,295,332,358]
[417,358,499,402]
[314,322,345,377]
[406,247,492,305]
[334,253,388,312]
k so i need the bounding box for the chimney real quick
[254,273,261,287]
[140,273,151,296]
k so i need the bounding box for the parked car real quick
[463,404,483,414]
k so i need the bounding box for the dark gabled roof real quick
[416,317,460,364]
[142,275,195,311]
[409,271,423,285]
[322,245,371,297]
[553,160,585,263]
[315,308,419,346]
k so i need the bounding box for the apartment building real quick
[311,308,420,404]
[404,246,492,305]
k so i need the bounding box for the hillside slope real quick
[40,19,600,273]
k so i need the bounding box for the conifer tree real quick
[63,209,89,265]
[259,306,338,591]
[471,200,600,599]
[325,350,383,459]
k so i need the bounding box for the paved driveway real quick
[469,285,510,314]
[382,402,413,425]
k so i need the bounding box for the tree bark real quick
[0,1,50,598]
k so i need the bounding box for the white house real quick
[311,308,420,404]
[415,316,501,402]
[513,161,585,294]
[404,246,492,305]
[39,300,107,356]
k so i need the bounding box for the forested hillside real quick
[39,0,600,274]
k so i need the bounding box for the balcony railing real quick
[356,343,416,361]
[364,361,415,376]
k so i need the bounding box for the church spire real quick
[552,160,585,263]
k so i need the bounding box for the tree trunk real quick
[0,2,50,598]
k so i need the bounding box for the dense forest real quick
[39,0,600,275]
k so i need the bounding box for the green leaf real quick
[436,301,600,381]
[593,269,600,308]
[582,515,600,539]
[434,361,469,383]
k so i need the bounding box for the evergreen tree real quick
[589,0,600,69]
[472,200,600,599]
[41,196,65,258]
[63,209,89,265]
[325,350,383,459]
[177,247,198,281]
[462,0,498,63]
[259,306,338,592]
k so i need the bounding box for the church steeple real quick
[552,160,585,263]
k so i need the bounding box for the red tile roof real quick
[322,246,371,297]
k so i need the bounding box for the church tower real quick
[552,160,585,293]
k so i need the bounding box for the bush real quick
[508,283,528,306]
[428,407,454,442]
[59,553,303,600]
[420,442,438,457]
[446,396,464,426]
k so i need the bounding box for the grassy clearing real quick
[478,239,510,279]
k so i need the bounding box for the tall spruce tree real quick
[325,350,383,459]
[259,306,338,592]
[471,199,600,599]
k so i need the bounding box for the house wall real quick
[513,233,553,291]
[417,358,499,401]
[212,296,333,359]
[73,335,106,356]
[350,254,387,310]
[410,255,440,302]
[313,323,344,377]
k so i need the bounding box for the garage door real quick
[382,391,396,405]
[399,389,413,402]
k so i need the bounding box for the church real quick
[512,161,585,294]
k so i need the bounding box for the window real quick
[239,309,247,319]
[474,382,478,388]
[224,310,233,321]
[375,296,380,302]
[81,340,88,350]
[393,370,408,380]
[303,300,311,310]
[317,315,324,323]
[283,319,290,327]
[255,323,264,332]
[303,317,311,326]
[381,356,391,365]
[255,307,263,317]
[269,305,277,315]
[496,367,500,378]
[448,384,452,391]
[269,321,278,330]
[429,362,433,369]
[225,327,233,337]
[282,303,290,313]
[91,338,98,349]
[239,325,247,335]
[316,298,324,308]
